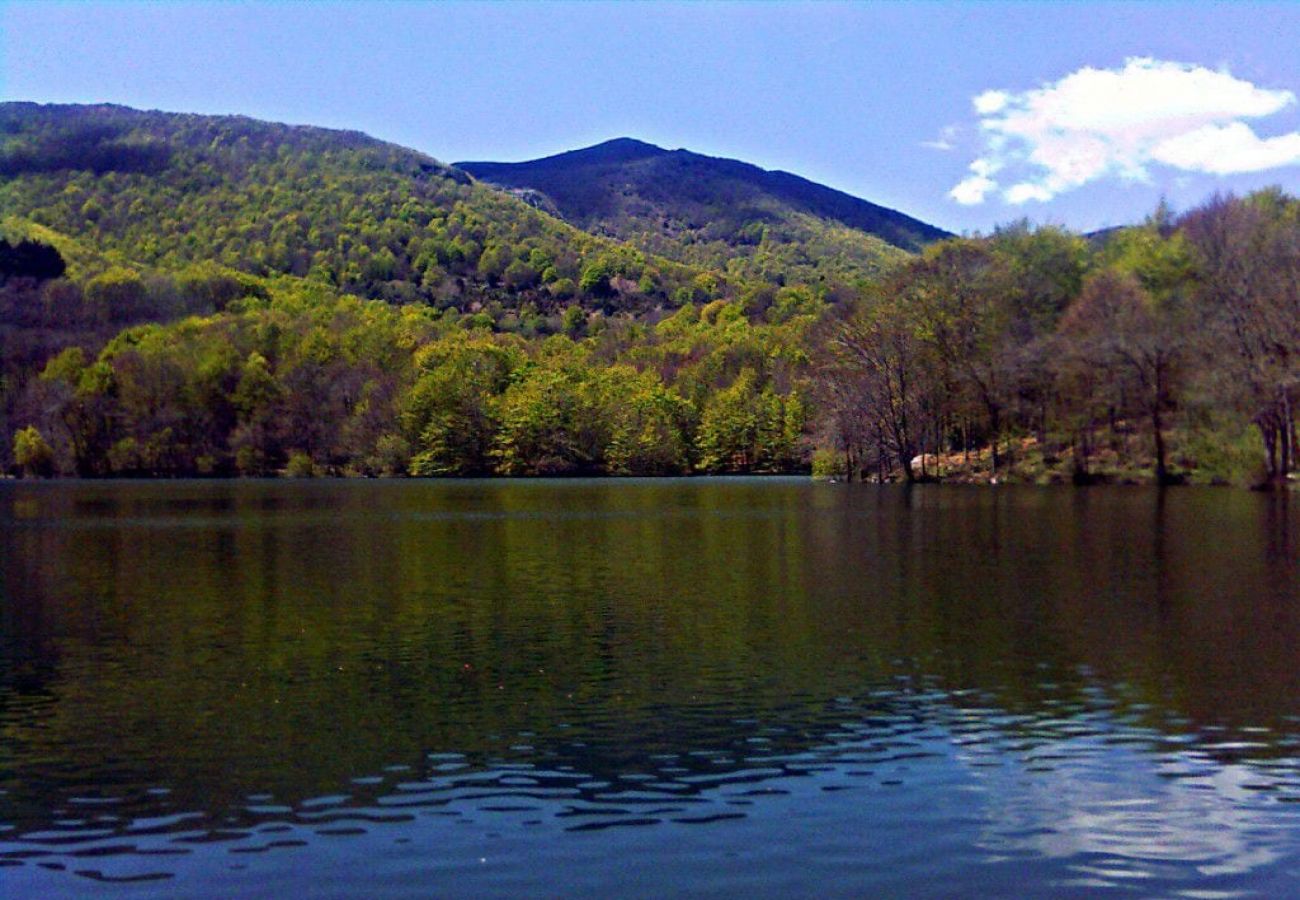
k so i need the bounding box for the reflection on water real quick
[1,479,1298,897]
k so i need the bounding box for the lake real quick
[2,479,1299,897]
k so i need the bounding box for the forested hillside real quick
[0,104,817,478]
[0,103,723,314]
[458,138,948,286]
[1,103,1296,486]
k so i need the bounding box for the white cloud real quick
[973,90,1010,115]
[951,57,1300,205]
[1152,121,1300,174]
[1004,183,1054,204]
[950,173,996,205]
[948,156,1004,204]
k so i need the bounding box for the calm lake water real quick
[2,479,1299,897]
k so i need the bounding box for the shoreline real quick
[2,472,1294,490]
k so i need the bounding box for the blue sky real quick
[3,1,1298,234]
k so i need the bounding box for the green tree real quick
[84,267,147,325]
[600,367,693,475]
[13,425,55,477]
[405,335,523,475]
[696,369,791,473]
[579,257,614,297]
[492,363,604,475]
[561,304,586,338]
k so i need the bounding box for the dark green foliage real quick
[0,238,67,281]
[0,115,171,176]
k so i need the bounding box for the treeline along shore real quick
[1,105,1296,486]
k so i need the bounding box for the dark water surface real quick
[2,479,1299,897]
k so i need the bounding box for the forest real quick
[1,104,1297,486]
[813,194,1298,488]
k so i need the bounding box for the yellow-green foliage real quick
[0,104,719,312]
[13,425,55,477]
[12,277,810,477]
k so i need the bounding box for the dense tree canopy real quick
[1,104,1296,486]
[0,104,722,313]
[5,275,813,477]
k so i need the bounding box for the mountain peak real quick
[457,140,949,260]
[591,136,665,153]
[457,137,666,172]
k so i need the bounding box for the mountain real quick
[0,105,941,322]
[0,103,714,315]
[1,106,824,480]
[458,138,950,283]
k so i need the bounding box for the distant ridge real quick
[458,138,950,257]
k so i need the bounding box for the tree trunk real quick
[1282,390,1295,475]
[1152,362,1173,486]
[1072,429,1091,483]
[902,451,917,482]
[1284,392,1294,478]
[1258,417,1278,485]
[989,406,1001,476]
[1153,406,1168,484]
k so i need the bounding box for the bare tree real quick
[1059,269,1187,484]
[1182,191,1300,486]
